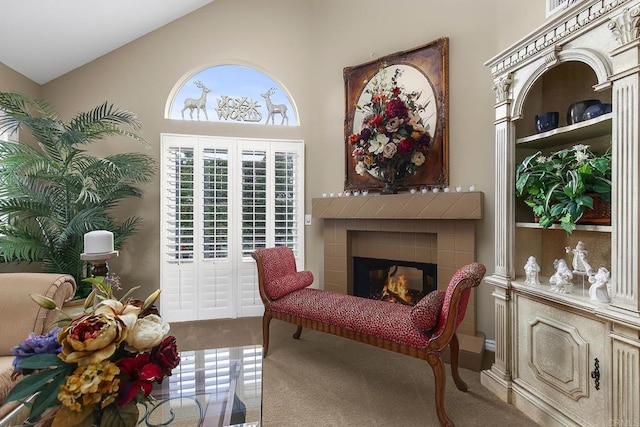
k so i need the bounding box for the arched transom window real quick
[168,65,298,126]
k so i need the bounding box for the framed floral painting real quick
[344,37,449,192]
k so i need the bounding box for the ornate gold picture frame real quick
[343,37,449,191]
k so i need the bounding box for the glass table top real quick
[141,345,263,426]
[0,345,263,427]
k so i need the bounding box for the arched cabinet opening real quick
[513,60,613,281]
[518,61,611,139]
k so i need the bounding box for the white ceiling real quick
[0,0,215,84]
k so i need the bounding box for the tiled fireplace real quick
[312,192,485,369]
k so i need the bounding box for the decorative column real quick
[608,8,640,426]
[481,72,515,400]
[608,7,640,315]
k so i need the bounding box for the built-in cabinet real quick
[481,1,640,425]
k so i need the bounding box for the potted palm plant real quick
[515,144,611,233]
[0,92,156,298]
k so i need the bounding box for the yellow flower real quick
[58,313,127,365]
[95,299,141,329]
[411,152,426,166]
[58,360,120,412]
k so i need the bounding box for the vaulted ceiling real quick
[0,0,215,84]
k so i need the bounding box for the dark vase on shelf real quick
[567,99,600,125]
[535,112,559,133]
[376,163,409,194]
[582,103,612,121]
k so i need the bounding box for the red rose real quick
[117,354,163,405]
[151,336,180,376]
[368,115,383,126]
[385,99,408,119]
[397,138,415,154]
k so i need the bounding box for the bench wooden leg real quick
[427,353,454,427]
[263,311,273,357]
[293,325,303,339]
[449,333,468,392]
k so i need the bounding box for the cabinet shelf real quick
[511,278,604,312]
[515,222,611,233]
[516,113,612,149]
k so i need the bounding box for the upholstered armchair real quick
[0,273,76,419]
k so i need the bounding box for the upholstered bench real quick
[252,246,485,427]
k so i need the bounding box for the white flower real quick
[535,156,548,164]
[368,133,389,154]
[355,161,367,176]
[125,314,170,352]
[411,152,426,166]
[575,150,589,164]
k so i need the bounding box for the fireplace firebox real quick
[353,257,437,305]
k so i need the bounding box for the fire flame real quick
[381,274,412,304]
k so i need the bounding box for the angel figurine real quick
[549,259,573,294]
[565,241,594,276]
[588,267,611,303]
[524,256,541,286]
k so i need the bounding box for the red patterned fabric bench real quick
[252,246,486,427]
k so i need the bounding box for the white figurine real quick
[588,267,611,303]
[549,259,573,294]
[524,256,541,286]
[565,241,594,276]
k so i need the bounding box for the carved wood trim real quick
[527,316,589,400]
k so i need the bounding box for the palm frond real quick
[0,92,57,137]
[0,230,51,263]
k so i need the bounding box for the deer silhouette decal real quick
[261,88,289,125]
[182,80,211,120]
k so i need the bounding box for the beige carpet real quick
[170,317,538,426]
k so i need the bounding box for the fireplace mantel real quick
[311,192,483,220]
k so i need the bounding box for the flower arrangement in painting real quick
[6,276,179,427]
[348,68,432,193]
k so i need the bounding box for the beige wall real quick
[0,0,544,340]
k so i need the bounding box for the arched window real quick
[167,64,298,126]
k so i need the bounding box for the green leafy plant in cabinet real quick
[515,144,611,233]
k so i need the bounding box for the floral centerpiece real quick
[6,276,180,427]
[515,144,612,233]
[349,68,432,193]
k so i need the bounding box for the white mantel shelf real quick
[311,192,483,220]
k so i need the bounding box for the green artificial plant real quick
[515,144,611,233]
[0,92,156,298]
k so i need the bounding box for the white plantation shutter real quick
[274,149,302,257]
[162,139,197,322]
[161,134,304,321]
[199,144,234,319]
[236,140,305,317]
